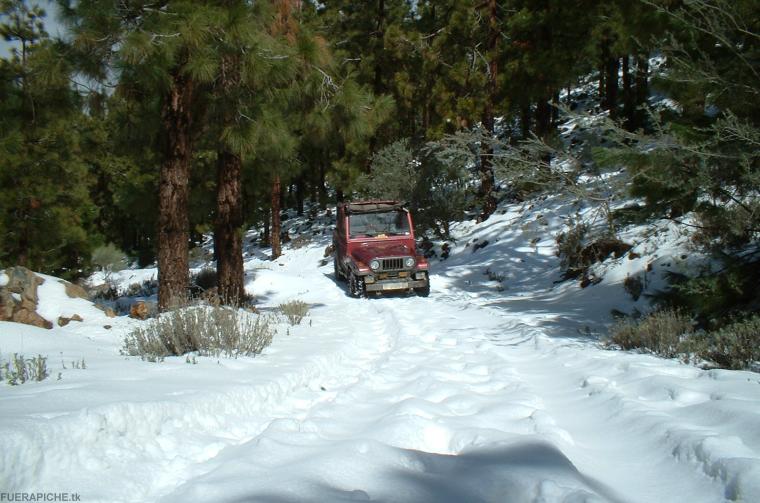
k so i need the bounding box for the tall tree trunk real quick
[605,56,620,117]
[365,0,386,171]
[520,102,531,138]
[215,150,244,304]
[157,66,194,311]
[319,158,328,210]
[270,174,282,260]
[478,0,498,222]
[296,175,305,216]
[263,209,270,246]
[215,53,245,306]
[635,53,649,126]
[535,94,552,140]
[551,90,560,128]
[622,55,635,129]
[373,0,386,95]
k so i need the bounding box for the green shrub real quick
[192,268,217,292]
[92,244,128,275]
[279,299,309,326]
[356,138,470,240]
[1,353,49,385]
[122,305,275,361]
[609,309,693,358]
[696,315,760,370]
[657,258,760,328]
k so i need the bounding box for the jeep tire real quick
[349,273,367,298]
[334,256,344,282]
[415,282,430,297]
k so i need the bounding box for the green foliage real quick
[91,244,127,274]
[355,138,469,239]
[0,2,99,278]
[656,257,760,328]
[122,305,276,361]
[191,268,217,292]
[355,139,417,203]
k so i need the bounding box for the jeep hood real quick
[351,241,414,264]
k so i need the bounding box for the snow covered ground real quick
[2,198,760,503]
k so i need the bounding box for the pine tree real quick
[205,0,294,302]
[59,0,222,309]
[0,1,97,277]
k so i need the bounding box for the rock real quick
[13,306,53,329]
[580,238,633,265]
[129,301,150,320]
[0,266,52,329]
[58,314,83,327]
[88,282,118,301]
[104,308,116,318]
[473,240,490,252]
[103,325,112,330]
[61,280,89,300]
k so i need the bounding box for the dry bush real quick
[123,305,275,361]
[279,300,309,326]
[609,309,693,358]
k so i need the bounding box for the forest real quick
[1,0,758,328]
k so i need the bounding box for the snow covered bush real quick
[609,309,693,358]
[279,299,309,326]
[122,306,275,361]
[1,353,49,385]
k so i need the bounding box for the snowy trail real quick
[2,243,760,502]
[156,287,753,503]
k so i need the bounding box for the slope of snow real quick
[1,201,759,502]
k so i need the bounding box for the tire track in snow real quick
[159,296,623,502]
[475,305,759,503]
[0,301,400,503]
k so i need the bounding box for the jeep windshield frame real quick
[348,209,411,238]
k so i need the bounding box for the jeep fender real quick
[345,256,370,276]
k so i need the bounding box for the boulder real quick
[0,266,53,329]
[62,280,89,300]
[129,301,150,320]
[58,314,84,326]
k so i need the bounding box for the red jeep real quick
[333,201,430,297]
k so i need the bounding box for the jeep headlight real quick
[370,259,380,271]
[404,257,415,268]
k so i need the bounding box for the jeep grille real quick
[381,257,405,271]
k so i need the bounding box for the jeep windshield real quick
[348,210,410,238]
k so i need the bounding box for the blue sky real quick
[1,0,65,58]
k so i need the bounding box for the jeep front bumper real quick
[364,276,428,292]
